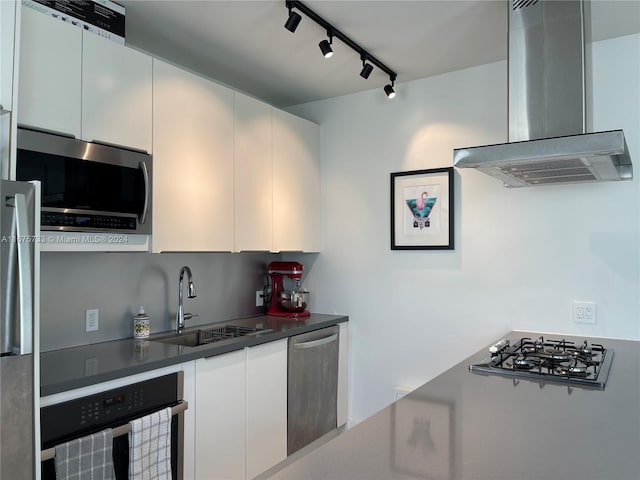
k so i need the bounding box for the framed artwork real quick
[391,395,454,478]
[390,167,454,250]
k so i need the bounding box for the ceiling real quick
[119,0,640,108]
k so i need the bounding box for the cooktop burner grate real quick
[469,336,614,389]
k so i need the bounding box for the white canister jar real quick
[133,305,150,339]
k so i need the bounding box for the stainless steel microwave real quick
[16,128,151,235]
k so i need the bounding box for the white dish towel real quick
[128,406,173,480]
[54,428,115,480]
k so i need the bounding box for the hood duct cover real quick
[454,0,633,187]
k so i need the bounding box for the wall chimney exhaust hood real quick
[453,0,632,187]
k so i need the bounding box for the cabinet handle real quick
[139,160,149,225]
[293,333,338,350]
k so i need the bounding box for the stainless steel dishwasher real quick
[288,325,340,455]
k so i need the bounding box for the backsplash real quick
[40,251,280,351]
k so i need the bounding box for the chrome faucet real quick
[176,266,197,334]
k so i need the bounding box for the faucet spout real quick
[176,266,197,334]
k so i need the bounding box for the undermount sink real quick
[151,324,272,348]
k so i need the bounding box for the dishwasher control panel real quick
[41,372,180,448]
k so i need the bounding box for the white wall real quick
[289,33,640,423]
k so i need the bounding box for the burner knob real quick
[489,339,510,354]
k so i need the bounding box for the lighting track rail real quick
[284,0,397,98]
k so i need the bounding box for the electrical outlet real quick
[86,308,99,332]
[572,301,596,324]
[255,290,264,307]
[84,357,98,376]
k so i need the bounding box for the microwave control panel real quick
[41,211,137,231]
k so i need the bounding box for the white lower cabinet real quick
[246,339,288,479]
[195,349,246,480]
[194,339,288,480]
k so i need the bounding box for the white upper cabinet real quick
[17,9,321,253]
[18,6,82,138]
[234,92,273,252]
[1,0,16,111]
[82,33,152,152]
[152,59,235,252]
[272,108,321,252]
[18,9,151,152]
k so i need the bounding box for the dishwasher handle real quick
[292,333,338,350]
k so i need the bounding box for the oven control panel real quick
[41,372,180,448]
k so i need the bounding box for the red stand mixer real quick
[267,261,310,318]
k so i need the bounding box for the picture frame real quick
[391,395,454,478]
[390,167,454,250]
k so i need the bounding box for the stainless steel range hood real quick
[454,0,632,187]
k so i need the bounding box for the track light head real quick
[384,84,396,98]
[319,39,333,58]
[360,57,373,79]
[384,76,396,99]
[284,10,302,32]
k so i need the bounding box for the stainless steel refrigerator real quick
[1,179,40,479]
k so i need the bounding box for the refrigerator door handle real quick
[13,193,33,356]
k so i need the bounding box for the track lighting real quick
[360,55,373,79]
[283,0,397,98]
[284,7,302,32]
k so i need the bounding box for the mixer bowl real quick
[278,290,310,312]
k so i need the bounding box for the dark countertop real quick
[264,331,640,480]
[40,313,348,396]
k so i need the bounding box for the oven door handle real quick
[40,400,188,462]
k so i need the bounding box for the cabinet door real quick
[337,322,349,427]
[195,350,246,480]
[18,7,82,138]
[272,109,321,252]
[1,0,16,112]
[82,32,152,152]
[152,59,234,252]
[246,339,288,478]
[234,92,273,252]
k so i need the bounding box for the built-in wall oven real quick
[40,372,185,480]
[16,127,151,235]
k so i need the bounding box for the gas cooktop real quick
[469,336,614,389]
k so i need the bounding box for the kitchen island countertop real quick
[40,313,347,396]
[263,331,640,480]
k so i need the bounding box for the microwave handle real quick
[90,138,148,155]
[139,161,149,225]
